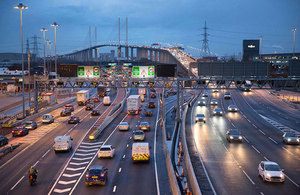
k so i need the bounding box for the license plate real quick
[92,176,98,178]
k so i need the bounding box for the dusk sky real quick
[0,0,299,57]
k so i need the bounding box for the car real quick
[91,109,100,116]
[258,161,285,183]
[0,135,8,147]
[85,165,108,186]
[213,108,223,116]
[228,105,238,112]
[150,88,156,93]
[12,126,29,137]
[148,102,155,108]
[202,92,209,97]
[60,109,71,117]
[150,92,156,98]
[140,95,145,102]
[224,92,231,99]
[212,89,219,93]
[226,129,243,142]
[85,104,94,111]
[42,114,54,123]
[68,116,80,124]
[198,99,206,106]
[103,96,111,106]
[64,104,74,112]
[119,122,129,131]
[54,136,73,152]
[210,99,218,105]
[139,122,150,131]
[282,132,300,144]
[145,109,153,117]
[98,145,115,158]
[92,97,100,102]
[133,130,145,141]
[24,121,37,130]
[195,114,206,123]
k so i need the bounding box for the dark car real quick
[85,104,94,111]
[213,108,223,116]
[68,116,80,124]
[226,129,243,143]
[148,102,155,108]
[24,121,37,130]
[0,136,8,147]
[64,104,74,112]
[224,92,231,99]
[150,92,156,98]
[145,109,153,117]
[85,165,108,186]
[61,109,71,117]
[91,109,100,116]
[12,126,29,137]
[150,88,156,93]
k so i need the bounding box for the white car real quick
[228,105,238,112]
[98,145,115,158]
[42,114,54,123]
[210,99,218,105]
[119,122,129,131]
[195,114,206,123]
[258,161,285,183]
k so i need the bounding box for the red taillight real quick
[30,175,33,179]
[147,125,150,127]
[127,111,130,114]
[12,130,15,133]
[86,174,89,178]
[100,173,104,177]
[135,111,138,114]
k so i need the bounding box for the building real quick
[242,40,260,62]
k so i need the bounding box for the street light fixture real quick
[14,3,28,118]
[51,22,59,79]
[41,28,48,76]
[292,28,296,56]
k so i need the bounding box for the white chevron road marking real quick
[74,153,95,156]
[81,142,103,145]
[62,173,82,178]
[72,157,93,161]
[53,188,71,193]
[70,161,89,166]
[58,180,76,185]
[76,148,99,152]
[79,145,101,149]
[66,167,86,171]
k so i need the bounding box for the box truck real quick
[77,90,90,106]
[127,95,141,114]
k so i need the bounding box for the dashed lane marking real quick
[251,145,261,154]
[243,170,255,185]
[259,130,266,135]
[10,176,24,191]
[113,185,117,192]
[268,137,278,144]
[118,168,122,173]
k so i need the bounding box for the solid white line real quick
[10,176,24,191]
[32,160,39,167]
[251,145,261,154]
[154,97,161,195]
[113,185,117,192]
[259,130,266,135]
[118,168,122,173]
[260,192,264,195]
[268,137,278,144]
[263,156,269,161]
[243,170,255,185]
[42,149,51,158]
[252,124,257,128]
[284,174,300,188]
[126,144,129,148]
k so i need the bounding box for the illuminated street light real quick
[51,22,59,79]
[14,3,28,118]
[41,28,48,75]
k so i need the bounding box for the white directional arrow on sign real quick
[70,161,89,166]
[66,167,86,171]
[62,173,82,177]
[58,180,77,185]
[74,153,94,156]
[53,188,71,193]
[72,157,93,161]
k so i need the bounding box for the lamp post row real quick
[14,3,59,118]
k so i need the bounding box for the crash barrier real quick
[161,89,181,195]
[89,89,130,140]
[0,144,21,159]
[181,101,202,195]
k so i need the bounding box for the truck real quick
[97,85,106,97]
[131,142,150,162]
[77,90,90,106]
[127,95,141,114]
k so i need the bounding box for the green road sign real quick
[78,67,84,76]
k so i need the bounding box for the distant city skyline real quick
[0,0,299,57]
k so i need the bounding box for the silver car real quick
[195,114,206,123]
[198,99,206,106]
[228,105,238,112]
[282,132,300,145]
[213,108,223,116]
[210,99,218,105]
[258,161,285,183]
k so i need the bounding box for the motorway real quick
[188,89,300,195]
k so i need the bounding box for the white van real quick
[103,96,111,106]
[54,136,72,152]
[42,114,54,123]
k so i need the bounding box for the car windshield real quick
[43,115,49,119]
[141,122,148,126]
[225,92,230,95]
[89,170,102,175]
[25,122,32,125]
[215,108,221,111]
[285,132,296,137]
[265,164,281,171]
[100,147,111,151]
[212,99,217,102]
[135,131,144,135]
[230,130,240,135]
[197,114,204,117]
[120,122,128,125]
[230,105,236,108]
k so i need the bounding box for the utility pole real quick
[118,17,121,46]
[27,51,32,109]
[51,22,59,79]
[201,21,210,57]
[95,26,98,65]
[47,40,52,72]
[126,17,128,46]
[89,25,91,63]
[292,28,296,56]
[41,28,48,75]
[259,36,262,59]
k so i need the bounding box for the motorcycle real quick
[29,174,37,186]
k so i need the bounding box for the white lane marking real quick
[243,170,255,185]
[260,192,264,195]
[81,142,103,145]
[154,97,161,195]
[32,160,39,167]
[251,145,261,154]
[129,137,132,139]
[42,149,51,158]
[74,153,95,156]
[10,176,24,191]
[79,145,101,149]
[72,157,93,161]
[259,130,266,135]
[58,180,76,185]
[263,156,269,161]
[62,173,82,178]
[243,136,250,143]
[118,168,122,173]
[76,148,99,152]
[53,188,71,193]
[284,174,300,188]
[66,167,86,171]
[268,137,278,144]
[126,144,129,148]
[252,124,257,128]
[113,185,117,192]
[70,161,89,166]
[123,155,126,159]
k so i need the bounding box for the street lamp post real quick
[51,22,59,79]
[14,3,28,118]
[47,40,52,72]
[292,28,296,56]
[41,28,48,76]
[27,51,32,109]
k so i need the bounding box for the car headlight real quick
[230,136,233,139]
[220,112,223,114]
[213,111,216,114]
[287,138,291,142]
[266,173,271,178]
[280,173,284,178]
[239,136,242,139]
[297,139,300,142]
